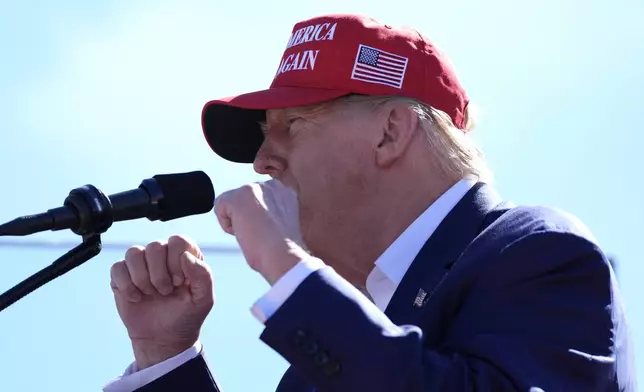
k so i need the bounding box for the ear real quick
[374,102,419,167]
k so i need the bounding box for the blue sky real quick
[1,0,642,390]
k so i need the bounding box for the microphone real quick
[0,171,215,237]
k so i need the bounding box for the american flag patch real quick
[350,44,408,89]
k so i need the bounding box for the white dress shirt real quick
[103,178,476,392]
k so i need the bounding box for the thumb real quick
[181,251,213,302]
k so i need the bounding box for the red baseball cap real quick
[201,13,468,163]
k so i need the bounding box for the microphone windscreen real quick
[153,171,215,221]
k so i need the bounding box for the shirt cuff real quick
[102,341,201,392]
[251,257,326,324]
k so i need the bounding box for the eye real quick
[286,117,299,126]
[286,117,303,135]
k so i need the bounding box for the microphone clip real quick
[0,183,115,313]
[62,184,114,236]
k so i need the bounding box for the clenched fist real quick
[110,235,214,369]
[214,179,310,285]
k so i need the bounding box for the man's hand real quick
[110,235,214,370]
[214,179,310,285]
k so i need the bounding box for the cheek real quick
[294,148,372,245]
[295,146,367,208]
[289,123,374,224]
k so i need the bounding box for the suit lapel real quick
[384,182,502,326]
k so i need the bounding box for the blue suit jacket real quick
[135,183,635,391]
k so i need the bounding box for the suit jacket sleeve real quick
[259,230,630,391]
[132,352,221,392]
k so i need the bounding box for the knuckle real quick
[110,262,127,285]
[168,234,192,250]
[239,184,253,192]
[110,261,124,276]
[213,198,223,212]
[124,245,145,260]
[214,202,227,221]
[240,184,257,197]
[110,262,133,288]
[145,240,166,254]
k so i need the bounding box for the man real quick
[103,13,635,392]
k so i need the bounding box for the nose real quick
[253,142,287,178]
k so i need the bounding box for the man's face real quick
[254,98,380,283]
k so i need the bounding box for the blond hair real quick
[338,94,493,184]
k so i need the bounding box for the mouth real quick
[274,177,299,196]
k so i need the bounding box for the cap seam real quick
[412,28,430,110]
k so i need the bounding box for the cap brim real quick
[201,86,352,163]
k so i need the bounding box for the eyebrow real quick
[258,105,325,136]
[257,113,298,136]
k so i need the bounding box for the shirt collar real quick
[365,178,477,311]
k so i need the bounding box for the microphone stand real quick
[0,184,114,313]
